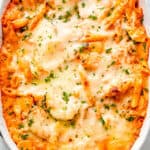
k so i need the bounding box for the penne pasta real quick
[0,0,149,149]
[12,18,28,29]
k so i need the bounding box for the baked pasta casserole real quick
[0,0,150,149]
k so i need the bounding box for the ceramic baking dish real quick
[0,0,150,150]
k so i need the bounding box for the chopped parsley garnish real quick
[141,88,149,95]
[100,98,104,102]
[99,116,105,126]
[21,134,29,140]
[70,121,76,128]
[122,69,130,75]
[79,43,88,53]
[104,104,110,110]
[22,33,32,41]
[98,7,105,10]
[65,65,69,70]
[62,91,71,103]
[46,107,51,114]
[110,103,116,107]
[107,61,116,68]
[126,116,135,122]
[58,10,72,22]
[74,5,80,18]
[28,119,34,127]
[88,15,97,20]
[48,35,52,39]
[20,48,25,54]
[93,108,97,112]
[45,71,55,82]
[106,48,112,54]
[18,124,24,129]
[26,16,32,19]
[8,112,14,116]
[62,0,66,3]
[81,100,86,104]
[81,2,86,8]
[107,7,114,17]
[31,82,37,86]
[76,82,81,85]
[97,26,101,31]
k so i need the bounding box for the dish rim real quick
[0,0,150,149]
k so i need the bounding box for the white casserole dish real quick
[0,0,150,150]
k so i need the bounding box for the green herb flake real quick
[98,7,105,10]
[48,35,52,39]
[104,104,110,110]
[45,71,55,83]
[100,98,104,102]
[70,121,76,128]
[107,7,114,17]
[46,108,51,114]
[99,117,105,126]
[31,82,37,86]
[79,43,88,53]
[62,0,66,3]
[81,2,86,8]
[22,33,32,41]
[28,119,34,127]
[62,91,71,103]
[81,100,86,104]
[141,88,149,95]
[21,134,29,140]
[126,116,135,122]
[107,61,116,68]
[76,82,81,85]
[122,69,130,75]
[110,103,116,107]
[8,112,14,116]
[58,10,72,22]
[106,48,112,54]
[88,15,97,20]
[18,124,24,129]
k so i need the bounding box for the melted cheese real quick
[1,0,149,150]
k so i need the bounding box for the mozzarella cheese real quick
[0,0,149,150]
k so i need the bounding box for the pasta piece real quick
[131,78,142,108]
[80,52,101,70]
[0,0,149,149]
[127,26,146,42]
[22,0,36,9]
[2,87,17,96]
[87,42,104,53]
[12,18,28,29]
[104,0,128,29]
[81,33,111,42]
[79,68,95,105]
[13,96,33,117]
[28,4,46,30]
